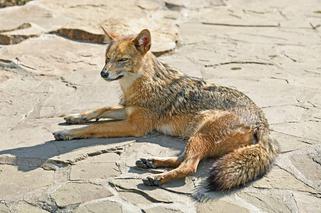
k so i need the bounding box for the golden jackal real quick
[53,29,279,191]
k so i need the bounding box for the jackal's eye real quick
[105,56,111,63]
[117,58,129,63]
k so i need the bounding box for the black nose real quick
[100,71,109,78]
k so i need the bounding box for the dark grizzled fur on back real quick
[123,57,268,133]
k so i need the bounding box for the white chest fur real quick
[157,124,174,136]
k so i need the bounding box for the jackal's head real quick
[100,28,151,81]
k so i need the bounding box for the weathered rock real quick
[1,0,321,212]
[70,153,121,180]
[136,0,164,11]
[290,149,321,183]
[50,28,106,44]
[0,165,54,200]
[110,178,174,205]
[10,202,49,213]
[197,200,250,213]
[293,191,321,213]
[0,0,180,54]
[165,0,225,9]
[109,178,193,207]
[274,144,321,191]
[0,23,44,45]
[0,203,10,213]
[51,182,113,207]
[75,200,122,213]
[238,190,298,213]
[0,33,38,45]
[143,206,183,213]
[252,167,317,193]
[0,23,31,33]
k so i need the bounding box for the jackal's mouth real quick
[102,74,124,81]
[113,75,124,80]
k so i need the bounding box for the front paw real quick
[142,175,162,186]
[136,158,156,169]
[53,130,73,141]
[64,113,89,124]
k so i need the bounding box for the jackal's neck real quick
[119,52,184,107]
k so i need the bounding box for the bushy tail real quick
[207,131,279,191]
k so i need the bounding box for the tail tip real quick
[206,163,230,191]
[206,177,225,191]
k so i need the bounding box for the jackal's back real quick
[121,57,268,133]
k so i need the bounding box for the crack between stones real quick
[274,164,318,192]
[201,22,281,28]
[252,185,320,196]
[58,76,78,90]
[270,129,320,144]
[262,104,311,110]
[311,157,321,167]
[291,193,300,212]
[0,200,10,212]
[270,119,321,125]
[204,61,275,68]
[0,23,38,45]
[108,182,173,204]
[0,23,31,33]
[42,142,134,171]
[0,58,35,76]
[243,190,295,213]
[0,34,40,45]
[158,186,193,196]
[269,76,289,84]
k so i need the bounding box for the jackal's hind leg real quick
[142,112,254,186]
[64,105,125,124]
[142,136,207,186]
[143,156,201,186]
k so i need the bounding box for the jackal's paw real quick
[142,175,162,186]
[136,158,156,169]
[64,114,89,124]
[53,130,73,141]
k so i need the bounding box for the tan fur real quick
[53,29,279,191]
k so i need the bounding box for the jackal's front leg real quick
[53,107,154,140]
[64,105,125,124]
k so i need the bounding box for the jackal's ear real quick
[133,29,151,54]
[101,26,117,42]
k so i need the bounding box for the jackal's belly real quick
[156,114,201,138]
[155,111,227,138]
[155,109,255,139]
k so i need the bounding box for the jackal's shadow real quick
[0,129,236,200]
[0,133,184,172]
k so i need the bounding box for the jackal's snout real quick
[100,69,109,79]
[100,67,124,81]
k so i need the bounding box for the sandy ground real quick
[0,0,321,212]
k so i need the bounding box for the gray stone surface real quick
[143,206,183,213]
[51,182,113,208]
[10,202,49,213]
[75,200,122,213]
[0,203,10,213]
[70,153,121,181]
[197,200,250,213]
[0,165,54,201]
[0,0,321,212]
